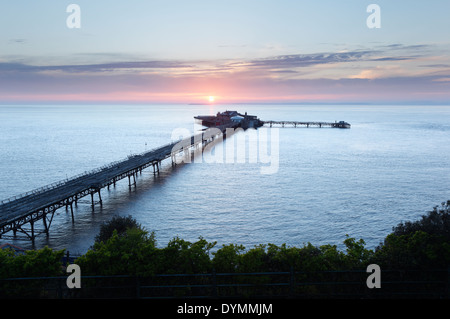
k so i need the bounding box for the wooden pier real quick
[0,123,236,241]
[263,120,350,129]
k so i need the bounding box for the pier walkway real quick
[0,123,236,241]
[263,120,350,129]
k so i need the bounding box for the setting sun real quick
[208,96,215,103]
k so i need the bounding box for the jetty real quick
[0,110,350,241]
[263,120,351,129]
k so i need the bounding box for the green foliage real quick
[95,215,144,243]
[373,201,450,269]
[212,244,245,273]
[317,244,347,270]
[76,228,158,277]
[211,239,372,274]
[0,246,65,279]
[77,231,217,276]
[373,230,450,269]
[158,237,216,274]
[2,201,450,298]
[240,244,268,273]
[343,235,374,268]
[392,201,450,240]
[0,246,65,297]
[76,200,448,277]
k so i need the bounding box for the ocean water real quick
[0,104,449,254]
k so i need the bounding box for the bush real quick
[392,201,450,240]
[0,246,65,297]
[94,215,143,243]
[3,201,450,298]
[76,228,158,277]
[0,246,65,279]
[373,200,450,269]
[74,200,450,276]
[158,237,216,274]
[212,244,246,273]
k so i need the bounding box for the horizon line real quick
[1,101,450,106]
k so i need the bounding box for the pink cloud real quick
[1,47,450,104]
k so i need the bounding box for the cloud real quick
[0,60,193,74]
[420,64,450,68]
[0,43,449,104]
[0,42,430,77]
[370,56,414,62]
[8,38,27,44]
[246,51,374,69]
[221,46,421,76]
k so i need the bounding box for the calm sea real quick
[1,104,449,254]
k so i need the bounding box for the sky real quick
[1,0,450,104]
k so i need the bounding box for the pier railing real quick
[0,140,182,206]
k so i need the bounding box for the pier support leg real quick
[70,203,74,222]
[153,162,160,175]
[171,154,177,166]
[43,213,49,236]
[91,192,95,211]
[98,190,102,206]
[128,174,136,189]
[30,220,35,242]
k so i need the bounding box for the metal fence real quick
[1,268,449,299]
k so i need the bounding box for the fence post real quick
[135,276,141,299]
[447,267,450,298]
[57,276,63,299]
[211,269,218,298]
[289,267,295,297]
